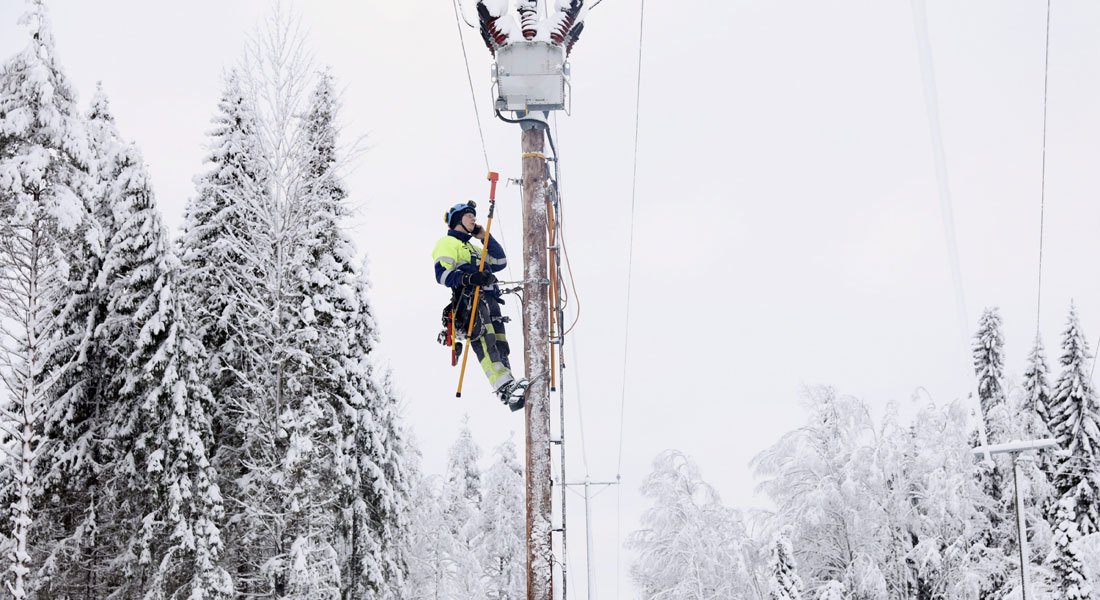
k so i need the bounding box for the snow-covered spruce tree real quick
[94,129,230,597]
[177,68,268,594]
[628,450,752,599]
[973,307,1007,439]
[365,370,413,598]
[176,68,262,408]
[1017,335,1058,550]
[342,361,412,598]
[970,308,1009,502]
[769,534,804,600]
[1048,304,1100,600]
[970,308,1014,600]
[442,418,487,598]
[295,71,410,598]
[181,16,413,594]
[1048,304,1100,498]
[31,85,151,599]
[445,417,483,514]
[1023,335,1054,437]
[1021,334,1057,503]
[147,302,234,599]
[479,437,525,600]
[176,69,260,365]
[0,2,90,596]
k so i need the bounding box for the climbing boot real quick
[498,379,529,412]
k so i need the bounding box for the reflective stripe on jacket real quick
[432,230,507,289]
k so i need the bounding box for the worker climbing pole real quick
[473,2,588,599]
[434,172,530,411]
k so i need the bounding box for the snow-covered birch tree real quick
[904,402,1009,599]
[178,8,410,595]
[0,185,69,600]
[753,388,1008,600]
[628,450,754,599]
[0,2,90,596]
[0,183,62,600]
[752,389,887,597]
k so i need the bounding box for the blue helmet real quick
[445,201,477,228]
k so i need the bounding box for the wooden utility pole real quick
[521,121,553,600]
[473,4,588,596]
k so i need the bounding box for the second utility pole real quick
[521,120,553,600]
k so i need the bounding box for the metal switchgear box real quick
[492,41,569,113]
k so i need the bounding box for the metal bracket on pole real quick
[519,113,550,131]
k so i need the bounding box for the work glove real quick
[463,270,497,287]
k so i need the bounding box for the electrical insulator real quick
[477,1,508,56]
[549,14,571,44]
[517,0,539,40]
[549,0,584,55]
[565,21,584,56]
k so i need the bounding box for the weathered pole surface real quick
[521,122,553,600]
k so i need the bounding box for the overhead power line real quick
[616,0,645,481]
[616,2,647,597]
[1036,0,1052,335]
[455,0,478,28]
[451,0,491,172]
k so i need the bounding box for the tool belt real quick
[436,286,509,366]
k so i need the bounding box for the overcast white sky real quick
[3,0,1100,597]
